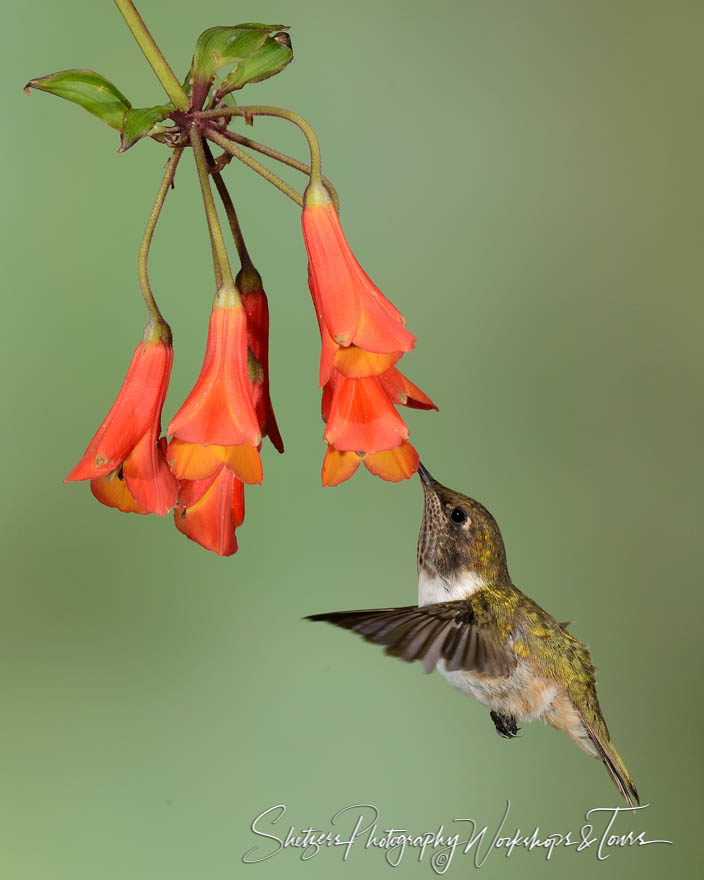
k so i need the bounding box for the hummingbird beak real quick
[417,461,435,487]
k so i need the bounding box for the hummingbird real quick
[307,463,639,806]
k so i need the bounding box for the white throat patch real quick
[417,568,487,606]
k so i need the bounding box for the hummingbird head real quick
[417,463,509,585]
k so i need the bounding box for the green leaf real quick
[191,24,285,81]
[119,104,174,152]
[221,33,293,92]
[24,69,131,130]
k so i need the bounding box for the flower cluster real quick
[29,13,438,556]
[66,189,435,556]
[66,190,436,555]
[66,274,280,556]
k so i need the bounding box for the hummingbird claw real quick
[490,710,520,739]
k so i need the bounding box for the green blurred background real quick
[3,0,702,876]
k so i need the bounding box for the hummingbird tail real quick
[580,716,640,807]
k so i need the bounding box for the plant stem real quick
[198,105,322,185]
[222,131,339,212]
[190,126,235,288]
[138,146,183,326]
[205,128,303,207]
[113,0,188,110]
[202,142,252,271]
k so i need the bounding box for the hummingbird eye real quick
[450,507,467,525]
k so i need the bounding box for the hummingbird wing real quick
[306,601,516,677]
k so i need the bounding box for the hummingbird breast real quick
[437,660,560,722]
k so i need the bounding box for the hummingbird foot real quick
[490,711,520,739]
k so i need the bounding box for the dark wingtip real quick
[417,461,434,486]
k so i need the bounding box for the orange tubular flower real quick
[238,265,284,454]
[319,365,437,486]
[167,281,278,556]
[167,283,261,482]
[302,182,416,357]
[168,285,261,448]
[65,321,178,515]
[302,181,437,486]
[173,466,244,557]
